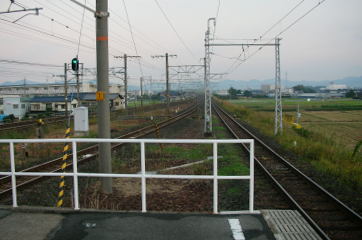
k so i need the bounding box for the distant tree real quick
[293,85,316,93]
[345,90,356,98]
[293,85,304,92]
[243,90,253,97]
[228,87,238,99]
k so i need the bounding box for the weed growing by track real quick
[217,98,362,212]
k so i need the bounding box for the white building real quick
[3,96,29,119]
[0,82,124,96]
[325,83,347,91]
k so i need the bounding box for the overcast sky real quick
[0,0,361,87]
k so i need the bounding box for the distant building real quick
[324,83,348,91]
[0,82,124,96]
[28,93,125,113]
[214,90,229,96]
[29,96,77,112]
[261,84,274,93]
[3,96,30,119]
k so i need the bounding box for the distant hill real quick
[2,76,361,90]
[0,80,41,86]
[211,76,362,90]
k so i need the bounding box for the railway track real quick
[0,100,190,132]
[0,104,197,200]
[213,103,362,240]
[0,115,68,131]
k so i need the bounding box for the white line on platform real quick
[228,219,245,240]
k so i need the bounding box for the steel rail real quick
[0,99,191,132]
[214,103,362,240]
[0,104,197,198]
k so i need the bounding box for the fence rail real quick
[0,138,255,214]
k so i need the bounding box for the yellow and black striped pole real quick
[56,126,71,207]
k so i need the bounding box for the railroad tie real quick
[56,127,71,207]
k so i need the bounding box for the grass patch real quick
[216,98,362,193]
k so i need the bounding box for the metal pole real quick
[165,53,170,114]
[140,76,144,107]
[96,0,112,193]
[64,63,69,127]
[76,67,80,104]
[124,53,128,109]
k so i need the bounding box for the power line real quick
[153,0,197,60]
[260,0,305,39]
[0,59,62,68]
[121,0,144,76]
[224,0,328,74]
[0,17,95,50]
[76,0,87,57]
[275,0,327,37]
[213,0,221,39]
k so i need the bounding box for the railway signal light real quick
[71,57,79,71]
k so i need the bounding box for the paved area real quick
[262,210,322,240]
[0,209,275,240]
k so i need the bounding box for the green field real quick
[217,97,362,204]
[127,99,162,108]
[228,98,362,150]
[229,98,362,111]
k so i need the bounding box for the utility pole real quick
[64,63,69,127]
[274,38,282,135]
[96,0,112,194]
[140,76,144,107]
[151,53,177,114]
[204,18,215,136]
[74,61,84,104]
[114,54,141,109]
[76,63,80,103]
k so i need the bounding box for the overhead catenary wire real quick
[0,59,62,68]
[24,0,164,73]
[121,0,144,76]
[76,0,87,57]
[153,0,197,61]
[259,0,305,40]
[224,0,328,74]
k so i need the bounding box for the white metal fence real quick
[0,138,255,214]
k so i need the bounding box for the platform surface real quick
[0,208,324,240]
[261,210,322,240]
[0,209,275,240]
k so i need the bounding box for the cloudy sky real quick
[0,0,361,87]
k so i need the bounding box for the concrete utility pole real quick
[151,53,177,114]
[74,61,84,104]
[96,0,112,194]
[114,54,141,109]
[274,38,282,135]
[204,18,215,136]
[64,63,69,127]
[140,76,144,107]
